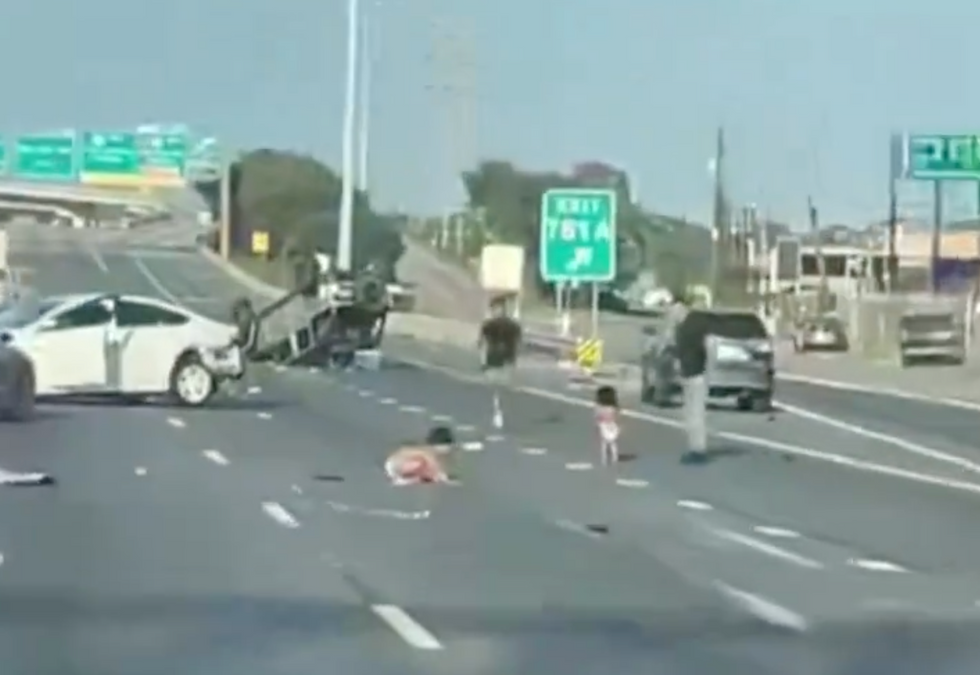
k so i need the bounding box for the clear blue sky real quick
[1,0,979,227]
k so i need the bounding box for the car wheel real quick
[169,353,216,407]
[2,366,35,421]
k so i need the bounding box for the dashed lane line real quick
[166,417,185,429]
[202,450,230,466]
[262,502,300,528]
[371,605,444,650]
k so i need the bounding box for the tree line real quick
[193,149,405,281]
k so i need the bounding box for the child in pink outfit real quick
[594,385,621,466]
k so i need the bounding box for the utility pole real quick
[709,127,727,306]
[930,180,943,294]
[356,2,373,194]
[336,0,361,272]
[428,18,476,257]
[808,196,827,311]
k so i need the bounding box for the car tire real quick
[169,353,216,407]
[2,366,35,422]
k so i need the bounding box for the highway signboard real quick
[14,132,76,180]
[904,134,980,180]
[79,129,188,187]
[539,188,617,282]
[0,138,7,173]
[80,131,139,184]
[138,130,187,185]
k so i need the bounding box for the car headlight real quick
[716,344,751,361]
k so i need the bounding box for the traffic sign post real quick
[539,188,617,337]
[896,133,980,293]
[14,132,76,181]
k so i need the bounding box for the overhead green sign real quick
[905,134,980,180]
[138,131,187,184]
[14,133,76,180]
[539,188,617,283]
[80,131,140,181]
[0,138,6,174]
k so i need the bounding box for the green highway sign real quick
[539,188,617,282]
[80,131,140,180]
[905,134,980,180]
[0,138,7,173]
[14,132,76,180]
[138,130,187,184]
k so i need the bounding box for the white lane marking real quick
[307,366,319,374]
[555,519,605,540]
[565,462,594,471]
[456,424,476,432]
[378,397,398,405]
[849,558,907,573]
[326,501,430,520]
[134,467,148,476]
[399,405,426,413]
[89,248,109,273]
[714,581,808,632]
[777,400,980,475]
[779,372,980,412]
[522,386,980,498]
[485,434,505,442]
[753,526,801,539]
[274,364,287,373]
[291,484,303,495]
[256,412,273,420]
[166,417,185,429]
[711,528,824,569]
[203,450,230,466]
[430,414,453,422]
[247,385,262,395]
[358,390,373,398]
[616,478,649,488]
[461,441,484,452]
[131,255,182,304]
[262,502,300,528]
[521,447,547,456]
[371,604,443,650]
[677,500,713,511]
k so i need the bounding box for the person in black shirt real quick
[672,299,710,463]
[478,297,522,429]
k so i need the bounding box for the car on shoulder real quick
[898,311,966,367]
[0,292,244,408]
[641,308,775,412]
[792,314,849,352]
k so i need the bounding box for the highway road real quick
[2,230,980,672]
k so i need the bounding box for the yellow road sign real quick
[575,338,603,370]
[251,230,270,256]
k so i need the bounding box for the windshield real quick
[706,313,768,339]
[0,298,62,329]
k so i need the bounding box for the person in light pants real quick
[681,373,708,454]
[672,298,710,462]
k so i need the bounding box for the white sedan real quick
[0,292,245,407]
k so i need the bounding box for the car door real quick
[114,298,190,392]
[30,298,113,393]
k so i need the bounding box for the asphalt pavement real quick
[3,235,980,673]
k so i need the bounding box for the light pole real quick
[356,3,372,193]
[337,0,361,272]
